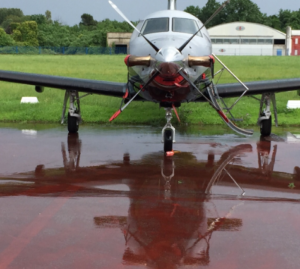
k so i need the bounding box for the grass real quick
[0,55,300,126]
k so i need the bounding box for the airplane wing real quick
[196,78,300,101]
[0,70,126,98]
[1,69,300,101]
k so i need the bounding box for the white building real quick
[208,22,287,56]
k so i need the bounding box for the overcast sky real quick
[1,0,298,26]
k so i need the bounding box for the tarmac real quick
[0,124,300,269]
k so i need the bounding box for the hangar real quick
[107,21,299,56]
[207,22,287,56]
[106,33,131,54]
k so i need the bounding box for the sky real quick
[1,0,299,26]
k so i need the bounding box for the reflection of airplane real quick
[91,145,248,268]
[1,134,299,267]
[94,196,243,268]
[61,133,82,172]
[1,133,298,197]
[1,0,300,152]
[257,136,277,180]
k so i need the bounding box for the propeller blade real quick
[108,0,160,52]
[109,71,160,122]
[172,104,181,123]
[178,0,230,52]
[178,70,252,136]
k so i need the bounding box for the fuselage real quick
[127,10,213,105]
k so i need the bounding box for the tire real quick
[164,129,173,152]
[68,113,79,133]
[260,115,271,137]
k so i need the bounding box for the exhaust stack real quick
[168,0,177,10]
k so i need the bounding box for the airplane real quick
[1,0,300,152]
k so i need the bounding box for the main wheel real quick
[260,115,271,137]
[68,113,79,133]
[164,129,173,152]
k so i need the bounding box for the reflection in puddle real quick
[1,129,300,268]
[95,184,130,191]
[0,180,34,185]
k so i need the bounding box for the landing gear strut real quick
[257,93,277,137]
[61,90,82,133]
[162,107,175,152]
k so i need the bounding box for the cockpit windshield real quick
[172,18,202,36]
[141,18,169,35]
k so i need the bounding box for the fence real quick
[0,46,128,55]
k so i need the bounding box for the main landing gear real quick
[257,93,278,137]
[162,107,176,152]
[61,90,83,133]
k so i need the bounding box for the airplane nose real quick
[152,46,186,88]
[153,62,186,88]
[158,62,180,77]
[156,46,183,64]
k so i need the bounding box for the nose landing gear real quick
[162,107,176,152]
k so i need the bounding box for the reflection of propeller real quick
[205,144,253,195]
[108,0,159,52]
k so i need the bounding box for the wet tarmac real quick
[1,123,300,269]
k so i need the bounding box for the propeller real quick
[178,70,253,136]
[109,70,160,122]
[108,0,160,52]
[178,0,230,52]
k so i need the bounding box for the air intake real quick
[168,0,177,10]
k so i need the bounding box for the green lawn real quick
[0,55,299,126]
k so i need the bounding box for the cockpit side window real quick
[141,18,169,35]
[172,18,202,37]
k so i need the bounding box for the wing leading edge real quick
[1,70,300,102]
[196,78,300,101]
[0,70,126,98]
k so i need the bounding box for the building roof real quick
[208,22,286,39]
[292,30,300,36]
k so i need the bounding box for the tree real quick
[12,21,39,46]
[0,28,15,46]
[263,14,282,31]
[29,14,47,25]
[222,0,264,24]
[185,0,265,28]
[80,13,97,27]
[1,15,24,33]
[185,6,202,19]
[0,8,23,25]
[199,0,222,26]
[45,10,52,23]
[278,9,300,31]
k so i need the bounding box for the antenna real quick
[168,0,177,10]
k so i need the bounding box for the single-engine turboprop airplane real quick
[1,0,300,152]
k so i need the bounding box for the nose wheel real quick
[68,112,79,133]
[257,93,276,137]
[164,129,173,152]
[162,107,175,152]
[260,114,272,137]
